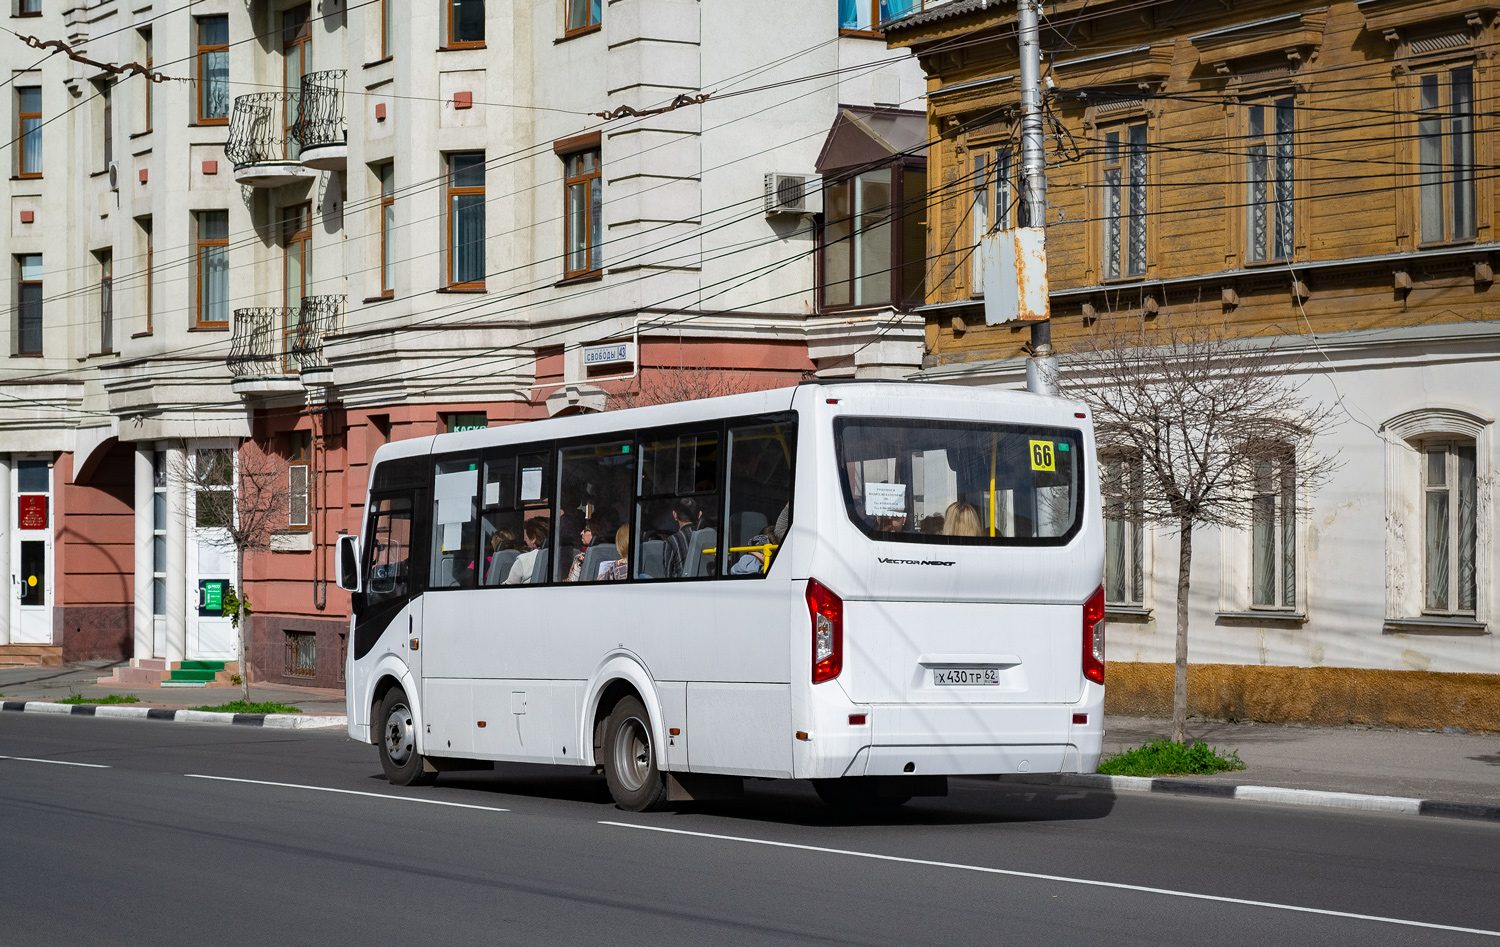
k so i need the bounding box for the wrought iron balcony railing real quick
[225,92,297,167]
[290,70,346,151]
[228,307,296,379]
[290,294,344,372]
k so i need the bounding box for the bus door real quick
[355,493,421,686]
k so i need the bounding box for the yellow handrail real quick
[702,542,781,574]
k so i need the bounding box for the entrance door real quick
[186,447,237,660]
[11,458,53,644]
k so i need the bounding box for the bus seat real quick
[638,539,666,579]
[530,546,551,584]
[548,546,579,583]
[732,512,768,546]
[485,549,519,586]
[580,543,616,582]
[686,527,717,578]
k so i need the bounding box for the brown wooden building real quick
[885,0,1500,730]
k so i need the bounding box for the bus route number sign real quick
[1029,440,1055,472]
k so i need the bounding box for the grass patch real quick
[56,693,141,705]
[1097,739,1247,777]
[189,701,302,715]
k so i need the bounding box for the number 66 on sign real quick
[1029,440,1055,471]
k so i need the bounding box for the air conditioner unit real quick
[107,160,120,191]
[764,172,821,216]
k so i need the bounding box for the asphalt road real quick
[2,714,1497,947]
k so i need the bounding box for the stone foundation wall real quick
[57,605,132,662]
[247,615,349,690]
[1105,662,1500,732]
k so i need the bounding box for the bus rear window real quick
[835,418,1082,545]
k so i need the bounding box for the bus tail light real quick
[806,578,843,683]
[1083,584,1106,685]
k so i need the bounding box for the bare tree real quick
[172,445,290,703]
[607,367,789,410]
[1063,314,1340,743]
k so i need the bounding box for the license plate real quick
[932,667,1000,686]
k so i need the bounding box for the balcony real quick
[228,297,345,395]
[290,294,344,386]
[290,71,346,171]
[224,93,316,188]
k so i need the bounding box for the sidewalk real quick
[1104,715,1499,808]
[0,661,347,715]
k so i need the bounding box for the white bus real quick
[337,382,1105,810]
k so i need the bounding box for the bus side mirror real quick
[336,534,361,593]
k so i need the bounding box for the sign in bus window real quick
[835,419,1081,545]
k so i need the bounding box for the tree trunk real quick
[236,547,250,704]
[1171,516,1193,744]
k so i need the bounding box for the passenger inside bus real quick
[943,500,982,537]
[502,518,550,585]
[603,525,629,581]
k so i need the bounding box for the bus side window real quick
[430,457,479,589]
[636,430,720,581]
[557,440,635,582]
[366,496,414,604]
[481,450,553,586]
[725,422,796,577]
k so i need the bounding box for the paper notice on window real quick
[437,495,470,525]
[520,467,543,502]
[442,522,462,553]
[484,481,500,506]
[864,482,908,518]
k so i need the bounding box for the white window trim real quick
[1382,406,1492,626]
[1101,453,1153,612]
[1218,446,1308,619]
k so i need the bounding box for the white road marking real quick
[601,821,1500,938]
[0,755,110,768]
[185,774,510,812]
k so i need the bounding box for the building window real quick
[283,203,311,313]
[1250,452,1296,610]
[378,162,395,295]
[140,28,153,133]
[562,147,602,279]
[194,448,235,530]
[99,80,114,171]
[285,631,317,677]
[1417,66,1475,244]
[565,0,600,35]
[839,0,916,32]
[446,152,485,288]
[444,412,488,433]
[283,6,311,159]
[196,15,229,124]
[15,254,42,357]
[98,249,113,355]
[381,0,394,58]
[138,216,154,335]
[1103,454,1144,607]
[288,430,311,528]
[970,149,1016,292]
[152,451,167,617]
[1246,97,1293,263]
[195,210,229,327]
[821,161,927,310]
[17,86,41,178]
[1102,122,1147,279]
[1423,440,1477,614]
[449,0,484,46]
[17,0,40,15]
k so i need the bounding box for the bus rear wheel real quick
[602,696,670,812]
[378,686,436,787]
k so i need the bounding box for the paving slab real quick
[0,661,346,715]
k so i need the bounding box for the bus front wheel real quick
[602,696,670,812]
[378,686,436,787]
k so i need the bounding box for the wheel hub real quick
[613,715,651,792]
[385,703,414,766]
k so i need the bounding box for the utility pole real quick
[1018,0,1057,395]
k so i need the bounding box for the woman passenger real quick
[943,500,983,537]
[603,525,630,580]
[566,517,609,582]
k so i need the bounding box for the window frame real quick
[448,0,485,48]
[17,0,41,16]
[195,15,230,126]
[17,86,42,179]
[377,162,395,296]
[140,28,153,133]
[818,157,928,313]
[287,430,312,530]
[1248,449,1297,611]
[138,216,154,336]
[445,152,486,290]
[564,0,601,37]
[194,210,230,329]
[98,249,113,355]
[1100,120,1148,281]
[15,254,43,357]
[1421,438,1478,616]
[1102,452,1146,608]
[558,137,602,280]
[1414,64,1477,246]
[1244,94,1295,264]
[380,0,393,59]
[99,79,114,171]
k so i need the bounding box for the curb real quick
[1,700,346,730]
[1005,773,1500,824]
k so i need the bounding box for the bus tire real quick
[602,696,670,812]
[812,777,912,809]
[378,686,435,787]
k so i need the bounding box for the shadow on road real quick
[420,765,1118,826]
